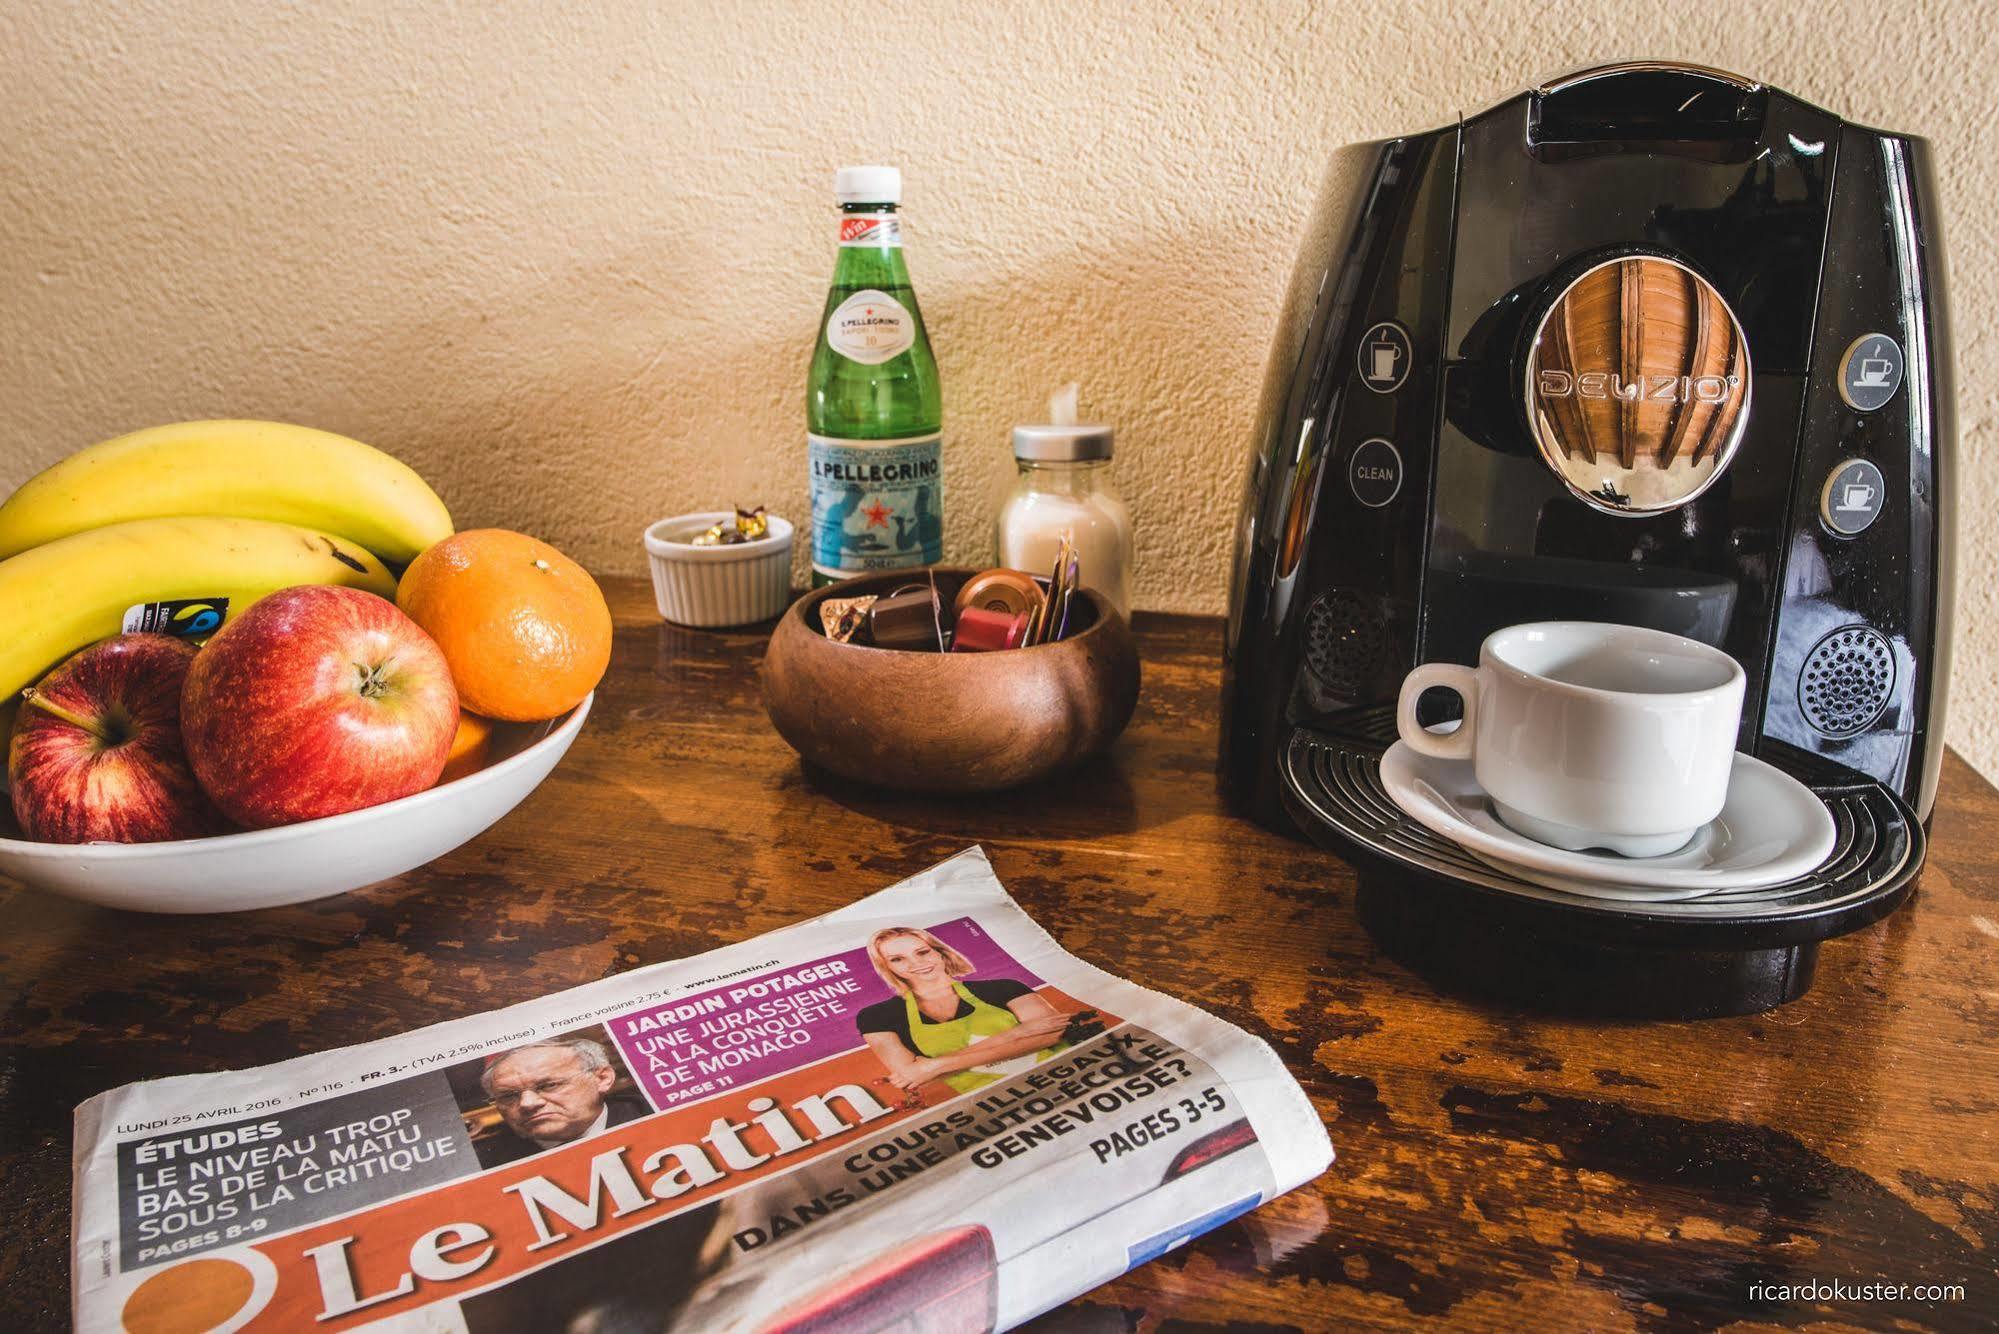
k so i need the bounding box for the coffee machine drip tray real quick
[1280,709,1923,1019]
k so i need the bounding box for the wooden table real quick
[3,577,1995,1331]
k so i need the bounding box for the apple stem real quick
[354,662,391,699]
[20,687,110,741]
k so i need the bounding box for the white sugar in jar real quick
[995,422,1133,620]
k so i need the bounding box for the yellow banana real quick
[0,420,452,564]
[0,516,397,704]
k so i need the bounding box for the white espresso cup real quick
[1395,622,1746,857]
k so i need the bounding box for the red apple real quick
[8,635,223,843]
[181,586,459,828]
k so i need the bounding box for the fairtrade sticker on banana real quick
[0,419,452,565]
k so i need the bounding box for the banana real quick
[0,516,397,705]
[0,420,452,564]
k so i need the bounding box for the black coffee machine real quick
[1221,63,1954,1018]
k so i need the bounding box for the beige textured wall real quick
[2,2,1993,771]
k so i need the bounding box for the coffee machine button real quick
[1838,332,1904,412]
[1820,458,1887,536]
[1357,321,1412,394]
[1349,438,1404,507]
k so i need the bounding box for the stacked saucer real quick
[1379,742,1838,905]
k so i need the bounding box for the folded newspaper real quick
[73,848,1333,1331]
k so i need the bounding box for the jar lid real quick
[1013,424,1113,462]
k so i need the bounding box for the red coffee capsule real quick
[950,606,1031,653]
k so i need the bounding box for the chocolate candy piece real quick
[690,505,770,546]
[950,606,1031,653]
[819,595,877,644]
[868,580,946,652]
[952,568,1046,621]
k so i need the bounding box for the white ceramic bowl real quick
[644,512,793,627]
[0,695,591,914]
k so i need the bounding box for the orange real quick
[440,711,496,782]
[397,529,611,721]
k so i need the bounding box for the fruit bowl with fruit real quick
[0,421,612,912]
[0,696,591,913]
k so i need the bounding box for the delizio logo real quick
[1538,370,1742,404]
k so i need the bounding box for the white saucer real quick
[1462,853,1735,902]
[1379,741,1837,893]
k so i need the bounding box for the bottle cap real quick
[1012,424,1114,462]
[835,165,902,205]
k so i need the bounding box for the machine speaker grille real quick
[1799,626,1895,738]
[1303,589,1391,699]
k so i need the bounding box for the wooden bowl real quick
[762,568,1140,793]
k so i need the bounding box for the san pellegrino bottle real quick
[808,165,943,586]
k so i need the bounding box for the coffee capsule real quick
[868,580,946,652]
[953,568,1046,621]
[951,606,1031,653]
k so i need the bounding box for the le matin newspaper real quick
[72,848,1333,1332]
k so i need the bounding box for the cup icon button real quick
[1838,333,1903,412]
[1357,321,1412,394]
[1820,458,1886,536]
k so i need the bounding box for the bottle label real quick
[826,290,916,365]
[808,433,944,577]
[839,213,902,247]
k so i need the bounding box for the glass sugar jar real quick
[995,423,1133,619]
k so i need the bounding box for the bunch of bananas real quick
[0,420,454,705]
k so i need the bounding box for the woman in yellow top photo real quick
[856,926,1076,1095]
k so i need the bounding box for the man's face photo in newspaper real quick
[451,1030,650,1170]
[487,1045,615,1144]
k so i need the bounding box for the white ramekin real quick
[643,512,794,627]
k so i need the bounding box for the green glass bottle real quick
[808,165,944,586]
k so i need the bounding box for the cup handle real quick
[1396,664,1479,762]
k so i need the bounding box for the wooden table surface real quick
[3,577,1996,1331]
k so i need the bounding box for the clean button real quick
[1349,438,1403,508]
